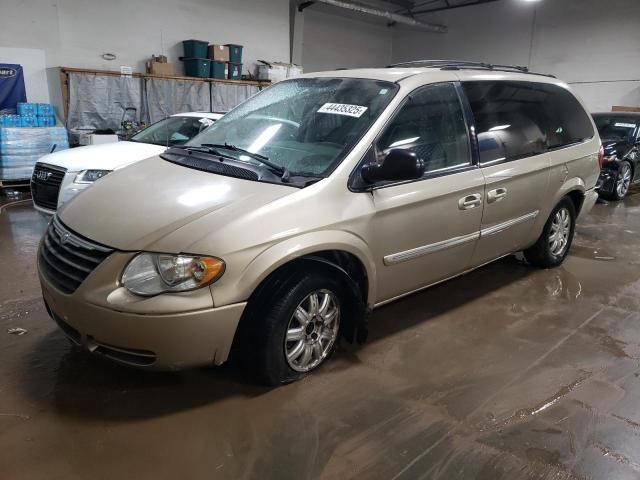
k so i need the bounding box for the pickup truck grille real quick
[31,163,67,211]
[39,216,113,294]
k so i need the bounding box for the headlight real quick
[74,169,112,184]
[121,253,225,296]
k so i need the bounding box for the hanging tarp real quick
[0,64,27,113]
[67,73,144,130]
[211,83,260,113]
[145,78,210,123]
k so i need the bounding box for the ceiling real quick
[339,0,501,15]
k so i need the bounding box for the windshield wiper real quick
[201,143,290,181]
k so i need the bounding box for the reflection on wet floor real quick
[3,193,640,479]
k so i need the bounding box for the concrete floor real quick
[3,192,640,480]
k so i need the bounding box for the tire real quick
[240,269,345,385]
[602,161,632,201]
[524,198,576,268]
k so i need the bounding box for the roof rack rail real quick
[387,60,556,78]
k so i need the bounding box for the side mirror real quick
[361,149,425,184]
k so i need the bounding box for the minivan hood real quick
[38,141,167,172]
[58,156,295,251]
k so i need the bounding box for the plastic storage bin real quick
[182,40,208,59]
[17,103,37,116]
[210,61,227,79]
[183,58,211,78]
[226,44,243,63]
[227,63,242,80]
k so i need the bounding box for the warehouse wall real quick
[0,0,291,104]
[391,0,640,112]
[301,7,393,72]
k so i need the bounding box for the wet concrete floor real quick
[3,192,640,479]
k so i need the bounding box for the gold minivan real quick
[39,61,601,384]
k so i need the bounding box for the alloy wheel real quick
[617,163,632,198]
[284,289,340,372]
[548,207,571,256]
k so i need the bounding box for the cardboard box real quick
[612,106,640,113]
[147,61,176,76]
[208,45,230,62]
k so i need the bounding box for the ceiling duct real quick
[309,0,448,33]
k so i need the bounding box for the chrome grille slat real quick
[43,234,92,273]
[31,163,67,211]
[39,217,114,294]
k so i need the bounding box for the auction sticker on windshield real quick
[318,103,368,118]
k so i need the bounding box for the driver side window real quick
[377,83,471,175]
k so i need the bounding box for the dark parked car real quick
[593,112,640,200]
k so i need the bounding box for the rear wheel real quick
[524,198,576,268]
[603,161,632,201]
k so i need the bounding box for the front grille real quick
[31,163,67,210]
[39,216,114,294]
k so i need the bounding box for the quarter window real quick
[377,83,471,175]
[463,81,594,165]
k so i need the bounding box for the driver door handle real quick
[458,193,482,210]
[487,187,508,204]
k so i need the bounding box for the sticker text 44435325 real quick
[317,103,368,118]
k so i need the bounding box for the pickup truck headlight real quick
[74,169,112,184]
[122,253,225,296]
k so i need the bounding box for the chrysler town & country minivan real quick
[38,61,601,384]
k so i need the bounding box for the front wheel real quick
[241,270,344,385]
[524,198,576,268]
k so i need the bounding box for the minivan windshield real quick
[187,78,398,176]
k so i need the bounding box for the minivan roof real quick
[298,63,564,86]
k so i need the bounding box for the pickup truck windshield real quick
[188,78,398,176]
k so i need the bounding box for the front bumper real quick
[596,166,617,194]
[39,256,246,370]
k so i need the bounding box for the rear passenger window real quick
[377,83,471,174]
[463,81,594,165]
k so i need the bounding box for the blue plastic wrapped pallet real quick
[183,40,208,59]
[17,102,37,116]
[36,103,55,116]
[183,58,210,78]
[226,44,243,63]
[0,127,69,181]
[37,116,56,127]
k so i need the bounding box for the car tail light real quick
[597,144,604,169]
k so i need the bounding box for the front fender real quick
[211,230,377,308]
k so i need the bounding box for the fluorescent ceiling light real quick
[489,125,511,132]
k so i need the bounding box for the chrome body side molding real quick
[383,210,539,266]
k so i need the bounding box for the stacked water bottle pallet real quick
[0,127,69,186]
[0,102,57,128]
